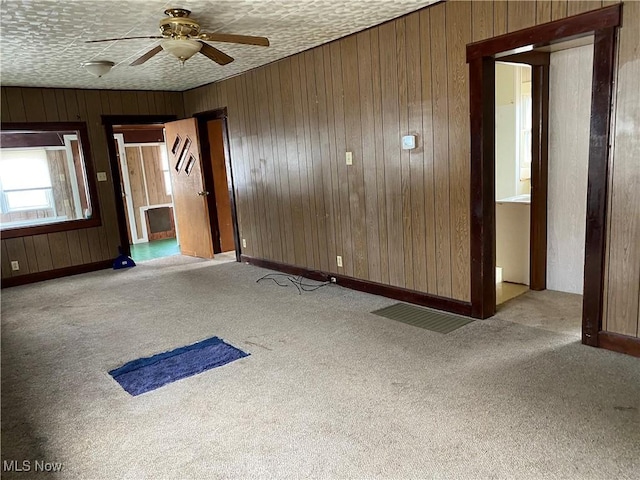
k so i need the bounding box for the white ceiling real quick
[0,0,439,92]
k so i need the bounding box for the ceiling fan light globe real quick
[161,38,202,62]
[82,60,115,77]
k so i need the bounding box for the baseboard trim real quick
[1,260,113,288]
[240,255,473,316]
[597,331,640,358]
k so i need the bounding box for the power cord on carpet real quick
[256,273,331,295]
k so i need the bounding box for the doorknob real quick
[197,190,210,196]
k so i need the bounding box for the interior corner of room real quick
[1,1,639,355]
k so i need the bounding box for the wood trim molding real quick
[194,108,242,262]
[1,259,112,288]
[102,114,177,257]
[529,62,550,291]
[467,7,622,340]
[469,56,496,319]
[581,26,617,346]
[0,121,103,239]
[467,4,622,61]
[241,255,473,317]
[597,332,640,358]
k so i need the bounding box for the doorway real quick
[113,125,179,262]
[495,61,533,305]
[194,108,241,261]
[467,5,621,348]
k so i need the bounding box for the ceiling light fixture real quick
[82,60,115,77]
[161,38,202,64]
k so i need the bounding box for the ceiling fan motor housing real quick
[159,9,201,38]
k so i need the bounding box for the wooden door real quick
[207,120,235,252]
[164,118,214,258]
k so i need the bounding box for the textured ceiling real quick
[0,0,439,92]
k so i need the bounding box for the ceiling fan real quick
[86,8,270,67]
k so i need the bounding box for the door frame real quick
[193,108,242,262]
[103,115,177,257]
[466,5,621,348]
[495,52,550,291]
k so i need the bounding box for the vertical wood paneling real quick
[473,0,495,41]
[31,234,53,271]
[397,18,414,290]
[263,69,285,263]
[494,1,508,35]
[430,3,452,297]
[605,0,640,337]
[447,0,472,301]
[23,88,47,122]
[48,232,72,269]
[370,27,390,285]
[507,0,537,32]
[330,42,354,277]
[323,44,344,274]
[406,12,427,293]
[22,237,39,273]
[291,57,312,268]
[357,30,382,283]
[256,67,282,263]
[1,241,12,278]
[342,35,368,280]
[245,72,269,260]
[379,21,405,288]
[2,86,183,280]
[5,238,29,276]
[314,47,339,273]
[536,0,553,24]
[280,59,307,266]
[5,88,26,121]
[552,0,568,20]
[567,1,603,16]
[304,50,328,272]
[419,8,438,294]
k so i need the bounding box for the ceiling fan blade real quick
[199,32,269,47]
[130,45,163,66]
[198,42,234,65]
[86,36,163,43]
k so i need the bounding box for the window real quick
[518,77,532,181]
[0,122,101,237]
[160,146,172,196]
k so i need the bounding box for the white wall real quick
[547,45,593,294]
[495,63,518,201]
[496,202,530,284]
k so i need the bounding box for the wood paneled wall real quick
[183,0,639,337]
[124,144,171,241]
[1,86,184,279]
[1,1,638,340]
[603,0,640,338]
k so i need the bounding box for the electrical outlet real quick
[10,261,19,271]
[97,172,108,182]
[242,238,247,248]
[345,152,353,166]
[336,255,343,268]
[329,276,337,284]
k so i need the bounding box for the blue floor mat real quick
[109,336,249,396]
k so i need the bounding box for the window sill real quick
[0,216,102,239]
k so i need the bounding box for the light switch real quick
[97,172,108,182]
[345,151,353,166]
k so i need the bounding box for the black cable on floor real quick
[256,273,331,295]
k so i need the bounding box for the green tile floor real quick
[130,238,180,262]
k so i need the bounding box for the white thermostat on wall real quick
[402,135,416,150]
[97,172,108,182]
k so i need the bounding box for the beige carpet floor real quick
[1,256,639,479]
